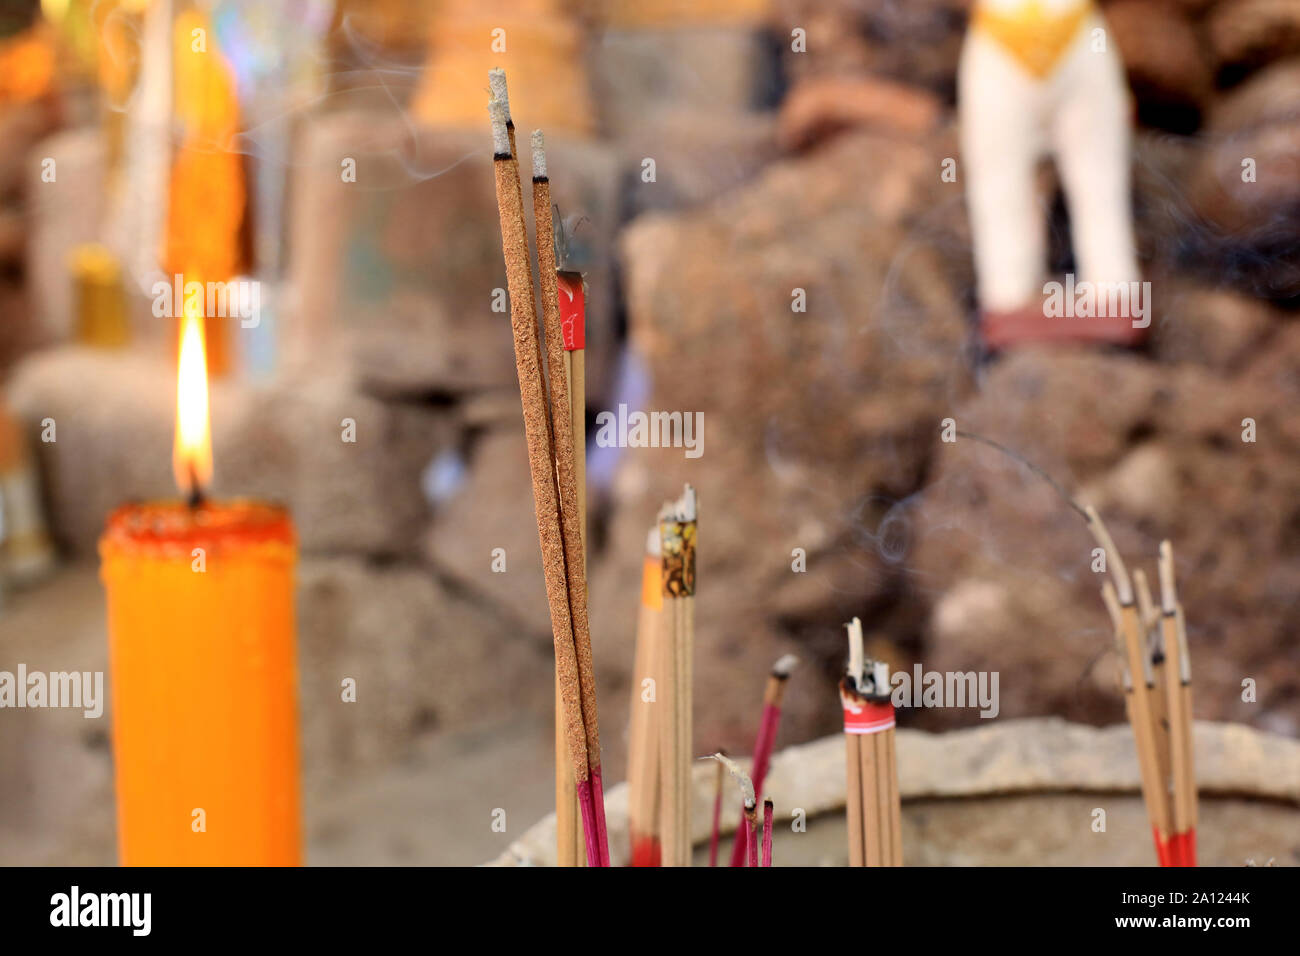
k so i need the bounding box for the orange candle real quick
[100,302,301,865]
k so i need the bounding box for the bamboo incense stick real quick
[877,658,903,866]
[860,703,882,867]
[1134,569,1172,806]
[845,728,864,866]
[842,618,865,866]
[761,799,774,867]
[1101,580,1133,700]
[708,748,726,867]
[727,653,798,866]
[659,486,697,866]
[1159,541,1197,866]
[1086,506,1170,862]
[1173,601,1196,865]
[489,91,601,866]
[628,526,663,866]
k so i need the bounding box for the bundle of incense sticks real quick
[1090,510,1197,866]
[711,753,758,867]
[726,654,798,866]
[488,69,609,866]
[841,617,902,866]
[627,526,663,866]
[658,485,697,866]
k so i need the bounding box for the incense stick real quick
[708,748,726,867]
[1134,569,1172,813]
[489,89,602,866]
[555,669,584,866]
[660,487,697,866]
[711,753,756,867]
[1087,507,1170,863]
[728,654,797,866]
[880,659,903,866]
[1159,541,1197,866]
[761,799,774,867]
[531,128,608,866]
[628,527,663,866]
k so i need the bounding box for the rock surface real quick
[6,348,452,557]
[911,340,1300,732]
[611,129,973,750]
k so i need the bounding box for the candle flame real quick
[174,295,212,498]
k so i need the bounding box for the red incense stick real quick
[761,799,774,867]
[728,655,797,866]
[712,752,756,868]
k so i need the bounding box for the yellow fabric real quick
[972,0,1093,79]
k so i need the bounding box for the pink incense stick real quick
[761,799,774,867]
[575,778,602,866]
[711,752,757,868]
[729,655,797,866]
[590,767,611,866]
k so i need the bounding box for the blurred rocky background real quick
[0,0,1296,864]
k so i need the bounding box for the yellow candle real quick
[100,300,301,865]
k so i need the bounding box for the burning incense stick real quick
[1159,541,1197,866]
[489,68,517,173]
[489,85,606,866]
[531,128,609,866]
[711,753,757,867]
[628,526,663,867]
[841,618,900,866]
[727,654,798,866]
[659,486,697,866]
[761,799,774,867]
